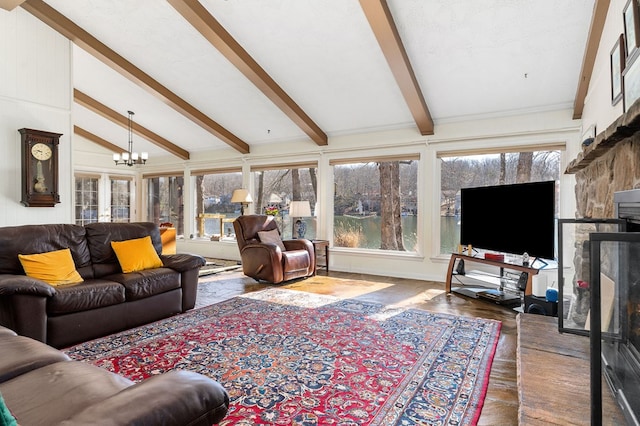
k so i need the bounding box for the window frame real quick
[436,143,564,258]
[249,162,319,240]
[329,153,421,254]
[74,174,99,225]
[144,173,184,238]
[190,168,243,241]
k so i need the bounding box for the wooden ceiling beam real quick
[359,0,433,136]
[167,0,328,146]
[74,89,190,160]
[0,0,25,11]
[573,0,611,120]
[21,0,250,154]
[74,125,123,153]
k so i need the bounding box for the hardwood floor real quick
[196,269,519,425]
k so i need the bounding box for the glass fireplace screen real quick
[589,232,640,426]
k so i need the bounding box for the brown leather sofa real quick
[0,325,229,425]
[233,215,315,283]
[0,222,206,348]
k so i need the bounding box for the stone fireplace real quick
[563,101,640,328]
[565,100,640,425]
[568,101,640,217]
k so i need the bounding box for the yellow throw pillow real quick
[18,248,84,286]
[111,236,163,273]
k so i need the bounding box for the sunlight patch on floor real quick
[387,289,446,309]
[241,287,340,308]
[283,276,394,300]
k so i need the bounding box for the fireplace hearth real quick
[589,189,640,426]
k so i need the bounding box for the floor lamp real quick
[231,189,253,215]
[289,201,311,239]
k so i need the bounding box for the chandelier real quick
[113,110,148,166]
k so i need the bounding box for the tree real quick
[379,161,405,251]
[392,162,404,250]
[256,172,264,214]
[499,153,506,184]
[309,168,317,208]
[195,175,204,236]
[516,152,533,183]
[291,169,300,201]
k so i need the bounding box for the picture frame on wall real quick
[623,50,640,110]
[624,0,640,57]
[610,34,626,106]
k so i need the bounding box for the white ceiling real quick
[40,0,595,160]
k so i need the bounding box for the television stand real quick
[476,289,521,306]
[445,253,540,300]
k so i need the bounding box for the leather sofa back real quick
[0,224,92,276]
[85,222,162,277]
[0,222,163,279]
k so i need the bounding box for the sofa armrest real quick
[283,238,314,253]
[160,254,206,273]
[61,371,229,426]
[160,254,206,312]
[0,275,55,297]
[0,276,53,344]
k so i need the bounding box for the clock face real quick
[31,143,52,161]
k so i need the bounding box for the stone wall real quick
[574,133,640,218]
[563,101,640,329]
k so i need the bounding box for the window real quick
[332,157,418,251]
[110,178,131,223]
[191,170,243,240]
[252,164,318,240]
[75,176,98,225]
[439,148,561,255]
[146,175,184,237]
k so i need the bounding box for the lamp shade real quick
[289,201,311,217]
[231,189,253,203]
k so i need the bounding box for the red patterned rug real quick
[64,288,501,425]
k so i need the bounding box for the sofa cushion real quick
[18,248,84,286]
[107,268,180,301]
[0,335,70,383]
[111,236,163,273]
[0,362,132,426]
[47,281,126,315]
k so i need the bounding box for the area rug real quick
[64,288,501,425]
[199,258,242,276]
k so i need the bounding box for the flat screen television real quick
[460,180,556,260]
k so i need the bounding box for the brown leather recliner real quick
[233,215,315,283]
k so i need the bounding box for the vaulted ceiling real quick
[8,0,602,161]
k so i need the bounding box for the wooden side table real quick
[311,239,329,275]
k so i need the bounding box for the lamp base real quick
[294,219,307,239]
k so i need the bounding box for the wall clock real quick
[19,128,62,207]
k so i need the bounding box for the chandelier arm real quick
[115,110,147,167]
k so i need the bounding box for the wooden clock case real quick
[19,128,62,207]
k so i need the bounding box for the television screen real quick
[460,181,556,260]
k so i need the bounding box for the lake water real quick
[206,214,460,254]
[440,216,460,254]
[334,215,418,251]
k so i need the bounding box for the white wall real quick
[581,0,632,140]
[0,8,73,226]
